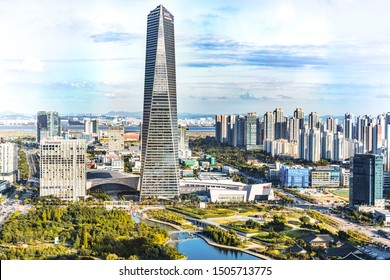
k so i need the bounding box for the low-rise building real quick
[375,210,390,225]
[302,233,340,248]
[280,165,310,187]
[180,178,274,202]
[0,180,11,193]
[310,166,340,187]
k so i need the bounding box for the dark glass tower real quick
[350,154,384,206]
[140,5,179,199]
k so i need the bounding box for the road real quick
[275,188,390,247]
[0,199,31,227]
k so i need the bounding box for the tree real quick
[299,216,310,224]
[106,253,119,260]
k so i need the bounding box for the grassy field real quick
[0,130,35,138]
[167,207,236,219]
[285,229,316,239]
[329,189,349,202]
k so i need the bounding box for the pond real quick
[132,216,261,260]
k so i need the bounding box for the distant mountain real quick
[104,111,215,119]
[178,113,214,119]
[0,111,34,118]
[104,111,143,118]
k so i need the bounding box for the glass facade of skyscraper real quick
[140,5,179,199]
[350,154,384,206]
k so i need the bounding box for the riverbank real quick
[196,233,271,260]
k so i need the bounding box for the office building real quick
[107,125,124,153]
[311,166,340,187]
[350,154,384,207]
[140,5,180,199]
[280,165,310,187]
[40,138,87,201]
[236,115,246,147]
[37,111,60,143]
[0,142,18,183]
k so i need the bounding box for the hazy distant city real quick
[1,0,390,262]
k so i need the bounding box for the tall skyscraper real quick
[37,111,60,143]
[178,124,191,158]
[274,108,286,140]
[263,112,274,141]
[215,114,228,144]
[84,118,99,136]
[0,143,18,183]
[40,138,87,201]
[350,154,384,207]
[308,112,320,130]
[227,114,237,147]
[344,113,354,140]
[244,112,259,150]
[140,5,179,199]
[293,108,304,129]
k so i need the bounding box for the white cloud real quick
[10,57,45,72]
[104,92,116,97]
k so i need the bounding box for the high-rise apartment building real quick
[37,111,60,143]
[227,114,237,147]
[244,112,259,150]
[178,124,191,158]
[215,115,228,144]
[326,117,337,133]
[288,117,300,142]
[40,138,87,201]
[294,108,304,129]
[344,113,354,140]
[263,112,274,141]
[350,154,384,207]
[140,5,179,199]
[107,125,124,153]
[84,118,99,136]
[308,112,320,130]
[274,108,286,140]
[0,142,18,183]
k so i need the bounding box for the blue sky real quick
[1,0,390,116]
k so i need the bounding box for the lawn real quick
[166,207,236,219]
[329,189,349,201]
[285,229,316,239]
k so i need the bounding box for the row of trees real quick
[18,149,29,182]
[202,226,241,247]
[147,209,187,226]
[189,138,273,179]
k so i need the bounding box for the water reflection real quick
[131,216,261,260]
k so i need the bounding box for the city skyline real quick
[1,0,390,115]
